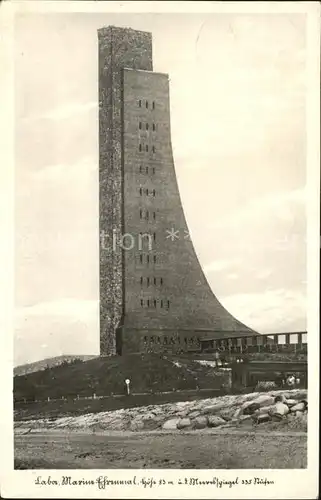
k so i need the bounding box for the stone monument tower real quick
[98,26,255,356]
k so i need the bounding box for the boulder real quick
[129,419,144,432]
[252,394,276,407]
[219,407,237,421]
[255,405,275,416]
[207,415,226,427]
[243,402,261,415]
[175,411,189,418]
[270,402,289,417]
[141,412,157,420]
[233,408,243,419]
[175,402,191,409]
[109,419,129,431]
[193,416,208,429]
[202,403,229,414]
[283,399,298,407]
[162,418,180,430]
[256,413,271,424]
[177,418,192,430]
[142,416,163,430]
[151,407,165,415]
[241,400,255,410]
[277,402,290,414]
[241,395,274,413]
[290,402,306,412]
[292,391,307,400]
[271,414,283,422]
[274,394,287,403]
[276,392,292,399]
[295,410,304,418]
[188,410,201,419]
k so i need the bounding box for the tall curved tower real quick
[98,26,256,356]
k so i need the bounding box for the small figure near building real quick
[125,378,131,396]
[286,374,296,387]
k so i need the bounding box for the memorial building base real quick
[116,328,247,355]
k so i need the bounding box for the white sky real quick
[14,12,307,366]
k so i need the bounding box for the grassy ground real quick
[14,354,230,402]
[14,430,307,469]
[14,388,225,421]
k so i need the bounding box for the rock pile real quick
[15,389,307,433]
[231,392,307,428]
[158,391,307,431]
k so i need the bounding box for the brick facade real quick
[98,26,256,356]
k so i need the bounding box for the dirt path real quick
[14,430,307,469]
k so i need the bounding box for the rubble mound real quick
[15,389,307,434]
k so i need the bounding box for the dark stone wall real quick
[98,26,153,355]
[99,26,256,356]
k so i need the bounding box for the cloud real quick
[203,258,241,274]
[16,298,98,323]
[32,156,97,183]
[227,273,238,280]
[15,299,99,365]
[256,269,273,280]
[220,288,306,333]
[213,187,306,229]
[239,187,305,219]
[171,14,305,167]
[24,101,97,122]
